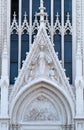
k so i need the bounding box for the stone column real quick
[0,0,10,130]
[0,37,9,117]
[0,0,1,36]
[0,0,2,77]
[75,0,84,129]
[0,38,9,130]
[75,0,84,116]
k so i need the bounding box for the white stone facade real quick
[0,0,84,130]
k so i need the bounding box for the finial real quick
[56,12,59,20]
[40,0,44,8]
[35,0,48,26]
[66,12,70,20]
[13,12,17,20]
[24,12,27,20]
[35,13,38,21]
[39,0,46,24]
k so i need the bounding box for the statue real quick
[38,43,46,75]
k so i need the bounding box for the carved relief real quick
[24,39,61,84]
[23,95,59,121]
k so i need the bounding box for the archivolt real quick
[10,80,74,125]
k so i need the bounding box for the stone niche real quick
[23,95,59,122]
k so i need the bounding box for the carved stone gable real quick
[10,27,75,104]
[24,38,60,84]
[14,28,66,88]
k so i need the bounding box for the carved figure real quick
[38,44,46,75]
[49,67,55,80]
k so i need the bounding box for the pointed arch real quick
[10,78,75,126]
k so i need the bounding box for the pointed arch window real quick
[64,0,72,84]
[10,0,19,84]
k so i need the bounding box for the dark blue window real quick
[10,34,18,84]
[64,0,72,22]
[64,0,72,84]
[21,0,29,67]
[10,63,18,84]
[54,0,61,22]
[32,0,40,21]
[11,0,19,20]
[54,34,61,60]
[32,0,40,42]
[54,0,61,60]
[10,0,19,84]
[44,0,51,22]
[22,0,29,22]
[64,0,72,14]
[64,35,72,84]
[21,32,29,67]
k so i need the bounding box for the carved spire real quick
[38,0,47,26]
[24,12,27,20]
[64,12,72,35]
[66,12,70,20]
[39,0,45,23]
[10,12,18,34]
[54,12,61,34]
[13,11,17,21]
[56,12,60,20]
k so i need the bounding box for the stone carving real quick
[23,95,59,121]
[10,12,19,34]
[38,43,47,75]
[24,41,56,82]
[25,65,36,83]
[49,67,59,82]
[24,43,61,83]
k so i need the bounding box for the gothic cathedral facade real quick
[0,0,84,130]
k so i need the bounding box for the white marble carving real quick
[23,95,59,121]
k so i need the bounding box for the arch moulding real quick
[9,79,75,129]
